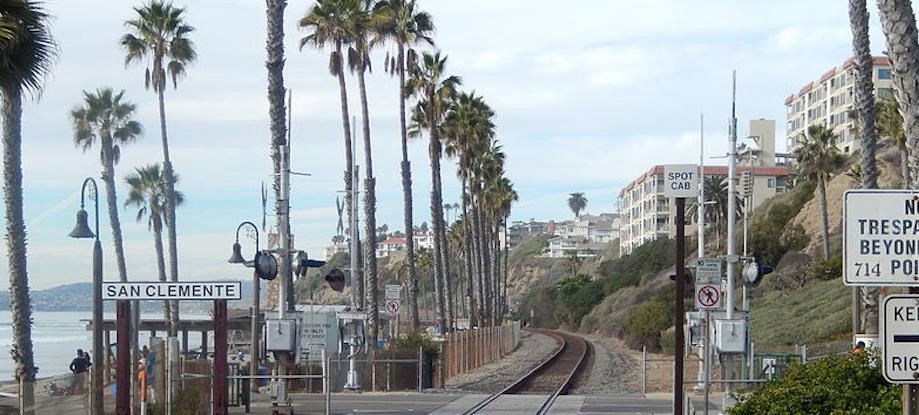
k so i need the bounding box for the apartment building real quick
[618,164,789,256]
[785,56,893,155]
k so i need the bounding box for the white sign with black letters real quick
[844,190,919,285]
[881,295,919,383]
[102,281,242,300]
[663,164,699,198]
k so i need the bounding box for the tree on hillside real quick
[795,125,844,259]
[686,175,743,250]
[124,164,184,324]
[876,0,919,189]
[122,0,197,330]
[299,0,364,306]
[849,0,878,190]
[71,88,142,284]
[0,1,56,411]
[373,0,435,331]
[568,192,587,218]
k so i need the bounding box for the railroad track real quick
[463,328,589,415]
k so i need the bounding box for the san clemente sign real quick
[102,281,242,300]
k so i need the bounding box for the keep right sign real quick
[882,295,919,383]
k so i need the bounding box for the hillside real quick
[507,142,903,356]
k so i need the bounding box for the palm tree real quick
[0,1,56,411]
[373,0,434,330]
[345,1,383,346]
[121,1,197,324]
[795,125,843,259]
[124,164,183,320]
[299,0,362,305]
[877,95,908,186]
[877,0,919,189]
[567,192,587,218]
[407,51,461,332]
[687,175,744,250]
[849,0,878,190]
[266,0,290,314]
[71,88,143,283]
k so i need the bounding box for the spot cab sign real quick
[663,164,699,198]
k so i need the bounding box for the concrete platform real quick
[228,391,723,414]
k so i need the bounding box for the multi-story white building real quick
[553,213,620,243]
[785,56,893,155]
[376,236,406,258]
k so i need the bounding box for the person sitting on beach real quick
[69,349,91,394]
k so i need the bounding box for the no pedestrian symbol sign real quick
[386,299,400,314]
[881,295,919,383]
[696,284,720,310]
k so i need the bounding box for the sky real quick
[0,0,894,289]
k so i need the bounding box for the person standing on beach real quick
[68,349,91,394]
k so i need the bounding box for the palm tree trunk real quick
[472,201,490,324]
[357,68,379,346]
[153,216,170,324]
[877,0,919,188]
[502,217,510,320]
[398,45,419,331]
[3,86,35,414]
[440,214,454,331]
[101,137,128,283]
[818,175,830,259]
[462,181,478,327]
[901,145,911,188]
[334,41,359,306]
[429,128,448,332]
[850,0,880,338]
[851,0,879,189]
[154,51,181,333]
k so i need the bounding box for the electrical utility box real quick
[265,319,298,352]
[714,319,746,353]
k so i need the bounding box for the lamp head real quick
[68,209,95,239]
[227,242,246,264]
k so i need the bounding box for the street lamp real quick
[69,177,103,415]
[228,221,275,395]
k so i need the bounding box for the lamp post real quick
[69,177,103,415]
[228,221,267,397]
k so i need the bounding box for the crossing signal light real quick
[325,268,346,292]
[739,171,753,197]
[742,256,773,286]
[294,251,326,278]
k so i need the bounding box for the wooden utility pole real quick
[674,197,686,415]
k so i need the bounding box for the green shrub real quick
[621,300,671,351]
[393,330,441,359]
[729,351,899,415]
[810,255,842,281]
[517,286,558,328]
[602,272,640,295]
[554,274,604,327]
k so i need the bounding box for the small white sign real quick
[695,283,721,310]
[696,257,722,281]
[882,295,919,383]
[385,284,401,301]
[844,190,919,285]
[102,281,242,300]
[663,164,699,198]
[762,358,777,376]
[386,299,400,314]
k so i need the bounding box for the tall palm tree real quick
[373,0,434,331]
[567,192,587,218]
[124,164,184,327]
[70,88,143,283]
[876,0,919,189]
[849,0,878,190]
[121,1,197,324]
[877,95,908,185]
[444,91,494,324]
[0,1,55,411]
[347,2,382,346]
[686,175,744,250]
[795,125,843,259]
[299,0,363,305]
[407,51,461,332]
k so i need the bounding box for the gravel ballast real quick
[445,331,559,393]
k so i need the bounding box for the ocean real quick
[0,310,207,381]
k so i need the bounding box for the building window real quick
[768,178,775,188]
[879,68,892,80]
[878,88,892,98]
